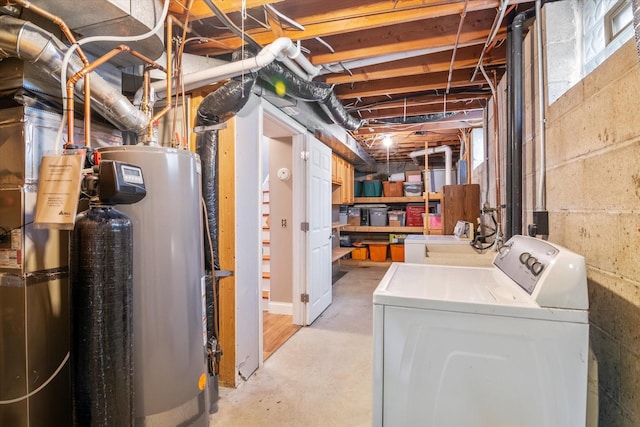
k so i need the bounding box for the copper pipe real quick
[66,45,165,146]
[84,74,90,146]
[150,15,175,141]
[171,0,194,149]
[143,67,151,116]
[10,0,90,65]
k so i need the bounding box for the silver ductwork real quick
[0,15,149,133]
[20,0,164,66]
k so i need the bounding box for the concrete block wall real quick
[524,37,640,426]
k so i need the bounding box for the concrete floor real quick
[209,265,388,427]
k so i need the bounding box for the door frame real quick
[262,101,307,326]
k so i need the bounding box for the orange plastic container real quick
[369,243,389,262]
[351,247,368,260]
[390,244,405,262]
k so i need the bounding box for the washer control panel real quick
[494,236,559,295]
[493,235,588,309]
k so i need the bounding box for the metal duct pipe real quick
[408,145,453,186]
[509,8,536,238]
[0,15,149,133]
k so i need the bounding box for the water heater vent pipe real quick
[408,145,453,186]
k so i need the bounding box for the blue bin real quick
[363,180,382,197]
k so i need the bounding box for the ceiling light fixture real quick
[383,135,393,147]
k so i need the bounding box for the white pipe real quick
[287,41,321,78]
[535,0,547,210]
[151,37,300,98]
[408,145,453,185]
[321,42,478,74]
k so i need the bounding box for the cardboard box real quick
[405,170,423,183]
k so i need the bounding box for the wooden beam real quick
[334,69,483,99]
[348,92,490,112]
[186,4,506,55]
[171,0,283,19]
[218,115,237,388]
[323,44,506,85]
[312,12,506,65]
[355,103,484,120]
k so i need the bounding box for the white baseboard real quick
[268,301,293,315]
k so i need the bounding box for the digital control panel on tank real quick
[98,160,147,205]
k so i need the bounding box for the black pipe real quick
[505,29,513,239]
[509,8,536,238]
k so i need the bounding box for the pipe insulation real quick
[257,56,363,130]
[408,145,453,186]
[0,15,149,133]
[196,52,257,271]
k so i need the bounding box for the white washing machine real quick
[373,235,589,427]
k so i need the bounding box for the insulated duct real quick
[375,112,460,125]
[0,15,149,133]
[196,51,257,271]
[257,58,363,131]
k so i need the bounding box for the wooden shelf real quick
[352,196,423,204]
[332,247,355,262]
[340,258,393,268]
[342,226,423,233]
[427,192,442,201]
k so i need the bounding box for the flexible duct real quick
[0,15,149,133]
[197,57,257,271]
[375,111,460,125]
[408,145,453,186]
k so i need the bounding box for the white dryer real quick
[373,235,589,427]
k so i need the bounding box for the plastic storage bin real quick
[406,204,426,227]
[390,244,405,262]
[383,181,403,197]
[369,207,389,226]
[368,243,389,262]
[347,207,361,225]
[403,182,423,197]
[354,181,363,197]
[429,214,442,229]
[363,180,382,197]
[388,210,406,227]
[351,247,368,260]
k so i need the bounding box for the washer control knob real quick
[526,256,538,269]
[519,252,530,264]
[531,262,544,276]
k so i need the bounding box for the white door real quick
[305,135,332,324]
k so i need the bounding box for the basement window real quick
[606,0,633,44]
[471,128,484,170]
[583,0,634,75]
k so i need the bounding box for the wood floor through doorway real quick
[263,311,300,360]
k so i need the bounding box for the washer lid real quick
[373,263,587,323]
